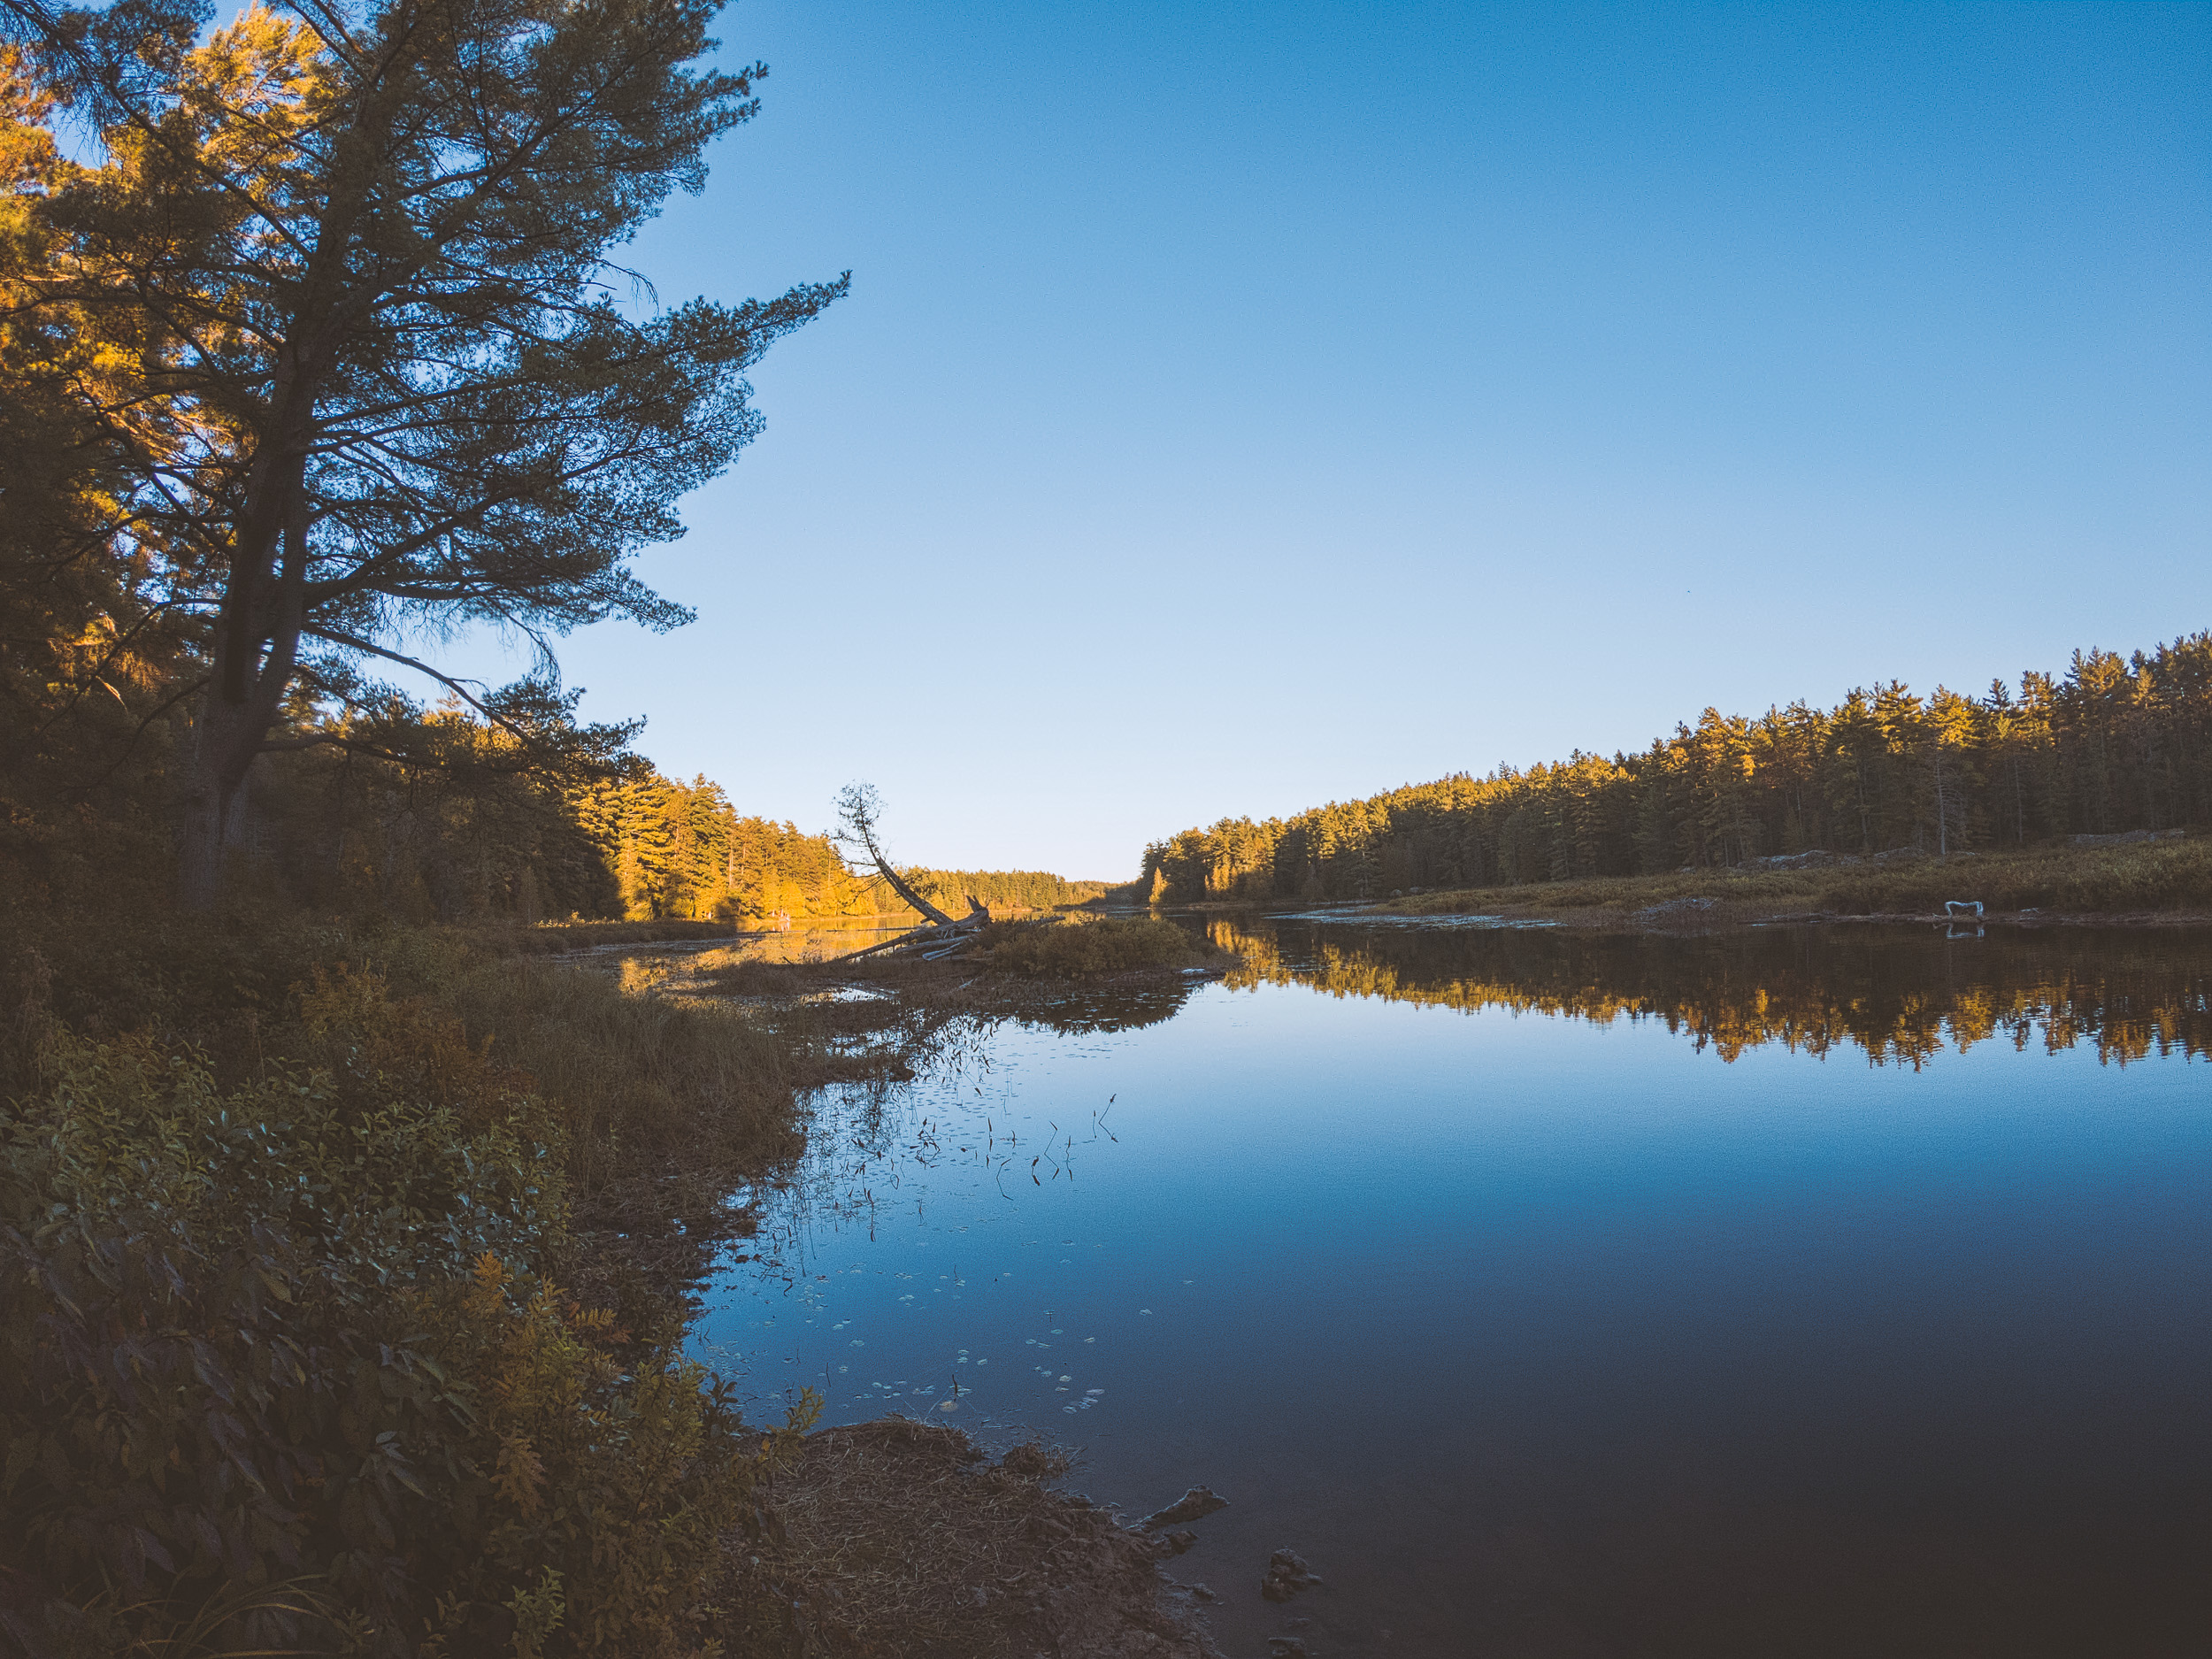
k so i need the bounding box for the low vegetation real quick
[980,918,1223,980]
[0,882,837,1658]
[1373,836,2212,926]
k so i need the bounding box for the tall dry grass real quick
[1383,838,2212,923]
[980,916,1219,979]
[431,950,803,1192]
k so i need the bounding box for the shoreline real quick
[730,1417,1222,1658]
[1351,902,2212,933]
[584,933,1238,1654]
[1175,838,2212,935]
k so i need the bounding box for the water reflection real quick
[1202,913,2212,1066]
[701,918,2211,1657]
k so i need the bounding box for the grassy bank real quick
[1368,837,2212,928]
[0,882,865,1657]
[0,877,1223,1656]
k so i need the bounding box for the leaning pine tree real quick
[2,0,842,905]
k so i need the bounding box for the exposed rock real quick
[2073,828,2185,847]
[1260,1548,1323,1602]
[1141,1486,1230,1530]
[1748,849,1839,870]
[1162,1530,1200,1556]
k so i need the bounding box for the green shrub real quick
[0,1018,802,1657]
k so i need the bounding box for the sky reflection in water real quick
[695,919,2210,1656]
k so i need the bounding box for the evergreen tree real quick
[1,0,844,904]
[1139,633,2212,904]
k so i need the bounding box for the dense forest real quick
[8,665,1100,927]
[1141,635,2212,902]
[894,869,1112,915]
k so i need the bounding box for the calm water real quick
[695,918,2211,1657]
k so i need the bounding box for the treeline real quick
[203,729,1102,925]
[893,869,1113,916]
[4,677,883,926]
[1142,635,2212,902]
[579,772,874,924]
[7,606,1095,925]
[588,803,1116,925]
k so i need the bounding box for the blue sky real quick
[475,1,2209,879]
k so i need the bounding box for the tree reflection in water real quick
[1197,914,2212,1067]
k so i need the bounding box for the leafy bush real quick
[0,1008,803,1656]
[983,918,1215,979]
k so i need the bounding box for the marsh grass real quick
[979,916,1222,979]
[1379,838,2212,927]
[689,918,1223,999]
[0,888,815,1659]
[430,950,803,1193]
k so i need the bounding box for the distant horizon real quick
[438,0,2208,878]
[620,622,2208,885]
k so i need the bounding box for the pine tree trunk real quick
[178,694,262,910]
[178,463,308,910]
[1934,750,1948,856]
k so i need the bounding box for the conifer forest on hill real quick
[1141,635,2212,905]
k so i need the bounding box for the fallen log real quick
[821,786,1017,964]
[822,931,943,965]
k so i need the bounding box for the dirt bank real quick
[726,1417,1223,1659]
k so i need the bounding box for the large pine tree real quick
[2,0,842,903]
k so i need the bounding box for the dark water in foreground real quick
[695,918,2211,1657]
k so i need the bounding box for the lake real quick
[695,915,2211,1656]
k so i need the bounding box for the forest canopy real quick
[1141,634,2212,904]
[0,0,955,927]
[0,0,842,906]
